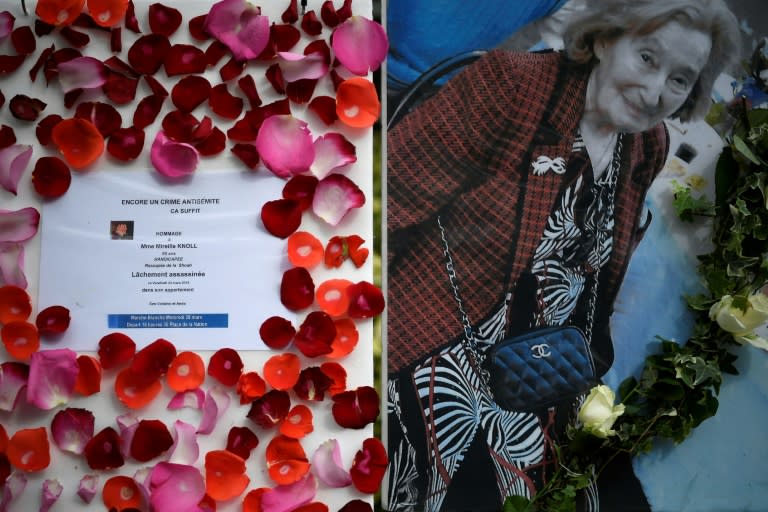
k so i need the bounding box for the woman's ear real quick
[593,38,607,60]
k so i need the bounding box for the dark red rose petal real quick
[217,60,242,83]
[32,157,71,199]
[0,125,16,151]
[282,0,299,23]
[35,20,55,37]
[350,438,388,494]
[305,39,331,62]
[133,95,164,129]
[247,389,290,429]
[98,333,136,369]
[280,267,315,311]
[29,44,54,82]
[238,75,262,108]
[165,44,206,76]
[64,89,82,109]
[0,453,9,487]
[148,3,182,37]
[60,26,90,48]
[282,175,318,211]
[331,386,380,429]
[107,127,145,161]
[128,34,170,75]
[209,83,243,119]
[129,338,177,386]
[195,127,225,156]
[204,40,229,67]
[293,366,333,401]
[339,500,373,512]
[337,0,353,23]
[104,56,139,78]
[11,26,36,55]
[143,74,168,97]
[320,0,340,27]
[208,348,243,387]
[85,427,124,470]
[188,14,209,41]
[231,143,260,169]
[346,281,385,319]
[330,68,345,91]
[103,71,139,105]
[125,0,140,33]
[75,102,122,137]
[0,55,26,75]
[0,91,4,110]
[265,64,286,94]
[130,419,173,462]
[301,11,322,36]
[226,426,259,461]
[35,305,70,335]
[294,311,335,357]
[286,79,317,104]
[307,96,338,125]
[272,24,301,52]
[162,110,200,142]
[111,26,122,52]
[227,115,258,142]
[262,199,302,239]
[191,116,213,141]
[171,75,211,113]
[259,316,296,350]
[9,95,46,121]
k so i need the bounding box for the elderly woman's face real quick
[590,21,712,133]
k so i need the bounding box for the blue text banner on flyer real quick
[39,170,286,350]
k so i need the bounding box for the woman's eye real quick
[640,52,653,64]
[670,76,690,90]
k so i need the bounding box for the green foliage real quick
[671,180,715,221]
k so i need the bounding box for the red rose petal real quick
[148,3,181,37]
[287,231,324,269]
[74,355,101,396]
[171,75,211,113]
[263,353,301,390]
[52,117,105,169]
[262,199,303,239]
[0,125,17,151]
[7,427,49,472]
[346,281,385,319]
[205,450,249,501]
[337,0,353,23]
[0,55,25,75]
[133,95,164,129]
[279,404,314,439]
[328,318,359,358]
[209,83,243,119]
[247,389,291,429]
[75,101,122,138]
[128,34,170,75]
[238,75,262,108]
[266,63,286,94]
[294,311,335,357]
[97,332,135,369]
[286,79,317,104]
[11,26,36,55]
[115,367,163,409]
[104,55,138,77]
[1,321,39,360]
[131,419,173,461]
[124,0,140,32]
[188,14,209,41]
[265,435,309,485]
[35,305,70,335]
[103,70,139,104]
[350,438,388,494]
[36,114,63,146]
[230,143,260,169]
[63,89,83,109]
[143,74,168,97]
[320,361,347,395]
[219,57,246,81]
[208,348,243,387]
[301,11,322,36]
[60,26,90,48]
[34,20,55,37]
[259,316,295,349]
[102,475,143,511]
[162,110,200,143]
[226,426,259,461]
[293,366,333,401]
[282,0,299,23]
[283,175,318,211]
[84,427,124,470]
[165,44,206,76]
[332,386,380,429]
[111,26,122,52]
[280,267,315,311]
[9,95,46,121]
[237,371,266,404]
[130,338,177,386]
[320,0,339,27]
[107,127,145,161]
[272,24,301,52]
[204,40,229,67]
[195,127,225,156]
[191,115,214,141]
[29,44,54,82]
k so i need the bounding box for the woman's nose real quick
[638,73,665,109]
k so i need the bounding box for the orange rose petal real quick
[7,427,50,472]
[265,435,310,485]
[320,362,347,396]
[315,279,352,317]
[36,0,85,25]
[242,488,268,512]
[1,321,40,361]
[205,450,250,501]
[287,231,324,269]
[102,475,143,511]
[335,77,380,128]
[263,353,301,390]
[75,354,102,396]
[237,371,266,404]
[51,118,105,169]
[327,318,359,358]
[87,0,130,27]
[167,351,205,392]
[115,367,163,409]
[0,285,32,324]
[279,405,314,439]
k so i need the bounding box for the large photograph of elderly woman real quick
[383,0,766,510]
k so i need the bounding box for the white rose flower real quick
[578,384,625,439]
[709,293,768,350]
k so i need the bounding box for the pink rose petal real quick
[310,133,356,179]
[278,52,329,82]
[311,439,352,488]
[198,386,230,435]
[0,207,40,243]
[40,479,62,512]
[0,145,33,195]
[261,473,318,512]
[149,462,206,512]
[150,131,199,179]
[167,388,205,410]
[256,115,315,178]
[50,407,95,454]
[168,420,199,465]
[77,475,99,504]
[26,348,78,410]
[204,0,270,61]
[57,57,106,93]
[0,243,27,288]
[0,11,14,42]
[312,174,365,226]
[0,361,28,412]
[0,472,27,511]
[116,413,139,457]
[331,16,388,75]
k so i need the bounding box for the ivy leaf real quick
[503,495,534,512]
[671,181,715,221]
[685,294,713,311]
[732,134,763,165]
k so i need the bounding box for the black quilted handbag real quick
[487,326,596,411]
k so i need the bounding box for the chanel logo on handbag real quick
[530,343,551,359]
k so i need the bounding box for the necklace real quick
[580,125,618,180]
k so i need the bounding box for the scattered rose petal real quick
[328,318,359,358]
[32,156,72,198]
[231,143,260,169]
[205,450,249,501]
[0,55,26,74]
[0,144,32,195]
[51,118,105,169]
[219,56,246,81]
[167,351,205,392]
[312,174,365,226]
[172,75,212,113]
[266,435,310,485]
[107,126,145,161]
[168,420,199,465]
[197,386,230,435]
[75,101,122,138]
[266,64,286,94]
[320,0,340,27]
[130,419,173,461]
[143,74,169,97]
[128,34,170,75]
[78,474,99,504]
[208,347,243,387]
[124,0,139,31]
[87,0,130,27]
[36,0,84,26]
[283,175,318,211]
[226,426,259,460]
[260,316,296,349]
[339,500,373,512]
[287,231,323,269]
[51,407,94,454]
[0,244,28,289]
[282,0,298,23]
[279,404,313,439]
[261,474,317,512]
[102,475,143,511]
[162,110,201,142]
[167,388,205,410]
[310,133,356,180]
[57,56,105,92]
[205,39,229,67]
[0,285,31,323]
[270,23,301,53]
[149,462,206,512]
[0,472,27,510]
[280,267,315,311]
[256,115,315,178]
[293,366,333,401]
[74,355,101,396]
[261,199,303,239]
[27,348,78,409]
[331,16,387,75]
[115,367,163,409]
[238,74,262,107]
[316,279,352,317]
[133,95,164,130]
[151,131,200,178]
[188,14,209,41]
[294,311,336,358]
[301,11,322,36]
[0,361,29,411]
[311,439,351,488]
[209,83,243,119]
[247,389,290,429]
[97,332,135,369]
[165,44,207,75]
[320,361,346,395]
[130,338,176,386]
[11,26,35,55]
[148,2,181,36]
[336,77,380,128]
[237,371,266,404]
[346,281,385,319]
[286,79,317,104]
[332,386,380,429]
[36,115,63,146]
[278,51,328,82]
[350,438,388,494]
[0,125,16,150]
[0,207,40,244]
[204,0,270,61]
[0,11,14,41]
[264,353,301,390]
[9,95,46,122]
[85,427,124,470]
[35,305,70,335]
[1,321,40,360]
[103,69,139,104]
[8,427,50,472]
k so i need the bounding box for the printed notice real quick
[39,170,287,350]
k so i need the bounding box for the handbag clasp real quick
[531,343,552,359]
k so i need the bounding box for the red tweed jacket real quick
[386,50,669,373]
